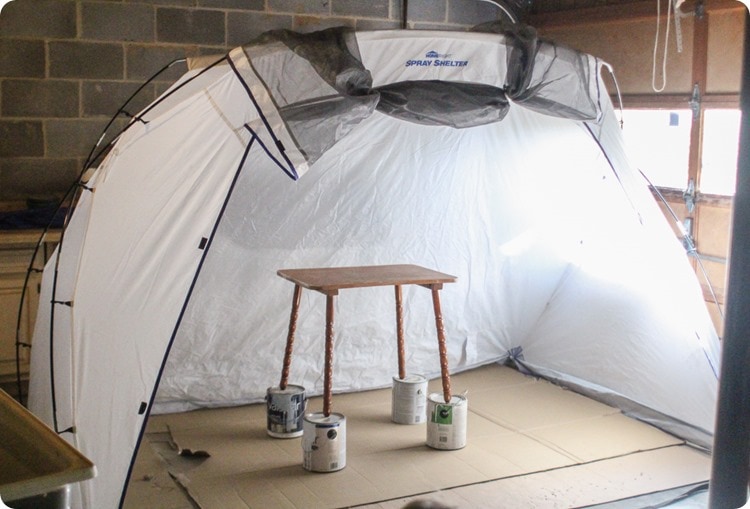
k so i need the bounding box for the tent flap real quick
[375,80,510,128]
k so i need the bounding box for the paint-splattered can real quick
[266,385,306,438]
[391,374,428,424]
[302,412,346,472]
[426,393,467,450]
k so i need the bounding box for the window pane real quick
[621,109,692,190]
[701,109,741,196]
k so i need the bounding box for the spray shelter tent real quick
[27,26,720,509]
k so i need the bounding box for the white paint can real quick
[302,412,346,472]
[266,385,306,438]
[391,374,428,424]
[426,393,467,450]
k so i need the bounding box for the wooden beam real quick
[618,93,694,107]
[530,1,657,28]
[529,0,745,29]
[613,93,739,108]
[688,5,709,196]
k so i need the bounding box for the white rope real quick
[602,61,624,129]
[652,0,674,92]
[674,0,685,53]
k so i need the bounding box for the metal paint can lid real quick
[427,393,467,406]
[393,374,427,384]
[304,412,346,427]
[266,384,305,395]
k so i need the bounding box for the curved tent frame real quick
[27,26,719,509]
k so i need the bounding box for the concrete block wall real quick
[0,0,641,206]
[0,0,513,206]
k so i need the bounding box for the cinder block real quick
[45,119,111,159]
[82,3,155,42]
[447,0,503,25]
[268,0,330,15]
[198,0,264,10]
[0,158,79,201]
[0,0,76,38]
[154,82,175,97]
[0,40,45,78]
[227,12,293,47]
[138,0,193,6]
[390,0,402,19]
[294,16,355,34]
[332,0,389,18]
[82,81,156,118]
[156,8,226,45]
[2,79,79,118]
[126,45,189,82]
[410,21,467,30]
[355,18,402,30]
[406,0,446,23]
[49,42,125,80]
[86,117,130,166]
[0,121,44,157]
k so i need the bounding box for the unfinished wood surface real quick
[277,264,456,295]
[277,264,458,413]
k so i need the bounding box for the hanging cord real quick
[602,61,624,129]
[673,0,698,54]
[638,169,724,321]
[650,0,690,91]
[652,0,674,92]
[673,0,685,53]
[473,0,519,24]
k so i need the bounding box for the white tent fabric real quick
[27,27,719,509]
[28,46,303,508]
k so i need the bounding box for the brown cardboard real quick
[124,364,710,508]
[361,446,710,509]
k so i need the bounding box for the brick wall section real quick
[0,0,622,205]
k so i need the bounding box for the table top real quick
[0,389,96,502]
[277,264,456,295]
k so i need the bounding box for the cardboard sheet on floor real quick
[128,365,710,508]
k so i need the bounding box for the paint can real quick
[302,412,346,472]
[426,393,467,450]
[266,385,306,438]
[391,374,428,424]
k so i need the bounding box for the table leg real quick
[431,287,452,403]
[324,294,335,417]
[395,285,406,380]
[279,284,302,390]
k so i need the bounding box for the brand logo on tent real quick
[405,50,469,68]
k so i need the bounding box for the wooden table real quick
[277,264,457,416]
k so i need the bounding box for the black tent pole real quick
[708,9,750,509]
